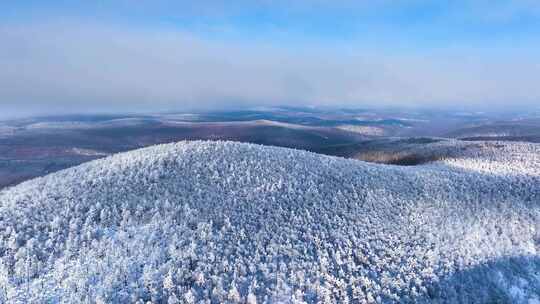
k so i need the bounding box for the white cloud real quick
[0,22,539,117]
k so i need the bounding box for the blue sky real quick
[4,1,540,49]
[1,1,540,116]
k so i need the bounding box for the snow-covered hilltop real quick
[0,140,539,303]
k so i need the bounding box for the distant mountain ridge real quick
[0,140,539,303]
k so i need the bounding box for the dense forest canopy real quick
[0,140,539,303]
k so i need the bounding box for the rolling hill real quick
[0,140,539,303]
[445,119,540,143]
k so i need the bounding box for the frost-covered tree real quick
[0,140,538,303]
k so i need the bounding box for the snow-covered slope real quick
[0,141,539,303]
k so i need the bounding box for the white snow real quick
[69,148,110,157]
[25,121,95,129]
[24,118,152,130]
[336,125,386,136]
[160,119,317,131]
[254,120,313,130]
[0,140,539,303]
[0,126,16,138]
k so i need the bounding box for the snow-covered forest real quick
[0,140,539,303]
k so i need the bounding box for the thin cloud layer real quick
[1,23,539,117]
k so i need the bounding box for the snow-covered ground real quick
[159,119,317,131]
[0,140,539,303]
[336,125,386,136]
[24,118,154,130]
[69,148,110,157]
[0,126,16,138]
[24,121,97,130]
